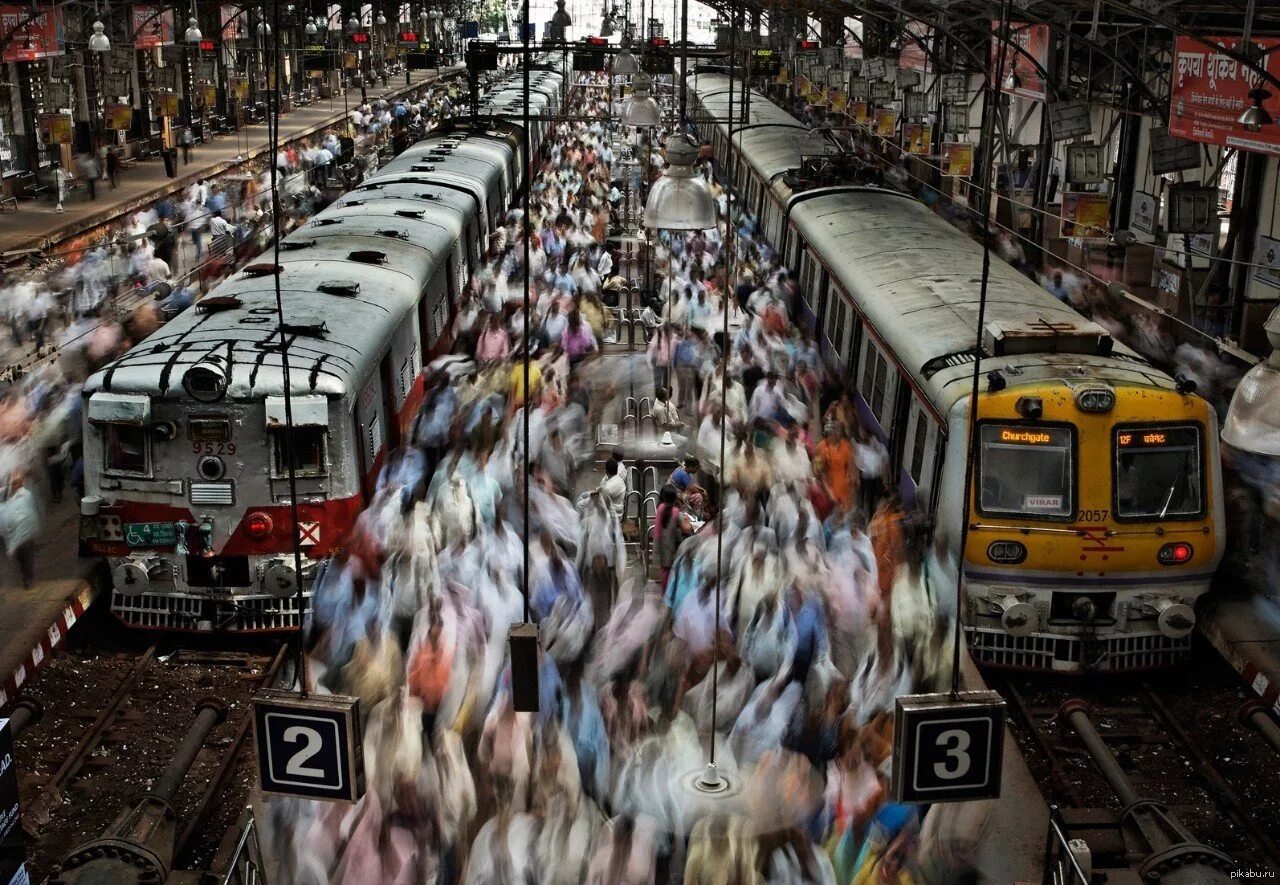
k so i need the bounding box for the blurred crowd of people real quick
[0,79,460,591]
[270,75,974,884]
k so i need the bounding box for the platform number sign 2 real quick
[892,691,1005,803]
[252,690,364,802]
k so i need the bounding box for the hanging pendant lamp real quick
[644,133,716,230]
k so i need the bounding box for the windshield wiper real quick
[1157,479,1179,519]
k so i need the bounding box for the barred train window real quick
[104,424,148,474]
[271,427,327,478]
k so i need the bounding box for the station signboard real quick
[253,691,363,803]
[893,691,1005,803]
[0,717,26,885]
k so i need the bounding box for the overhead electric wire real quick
[266,2,310,696]
[521,0,532,625]
[949,0,1013,700]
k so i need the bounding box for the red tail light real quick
[1158,542,1193,565]
[245,512,274,539]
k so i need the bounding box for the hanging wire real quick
[708,0,738,771]
[266,0,309,696]
[949,0,1013,700]
[521,0,532,624]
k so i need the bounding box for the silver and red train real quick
[78,65,564,630]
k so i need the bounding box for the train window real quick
[271,427,327,478]
[1113,425,1204,520]
[977,423,1075,519]
[104,424,148,475]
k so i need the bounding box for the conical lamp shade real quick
[644,134,716,230]
[622,72,660,126]
[614,47,640,74]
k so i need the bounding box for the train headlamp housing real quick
[183,357,229,403]
[1158,542,1194,565]
[1015,396,1043,419]
[1075,387,1115,413]
[987,540,1027,564]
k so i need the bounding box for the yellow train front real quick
[957,370,1224,672]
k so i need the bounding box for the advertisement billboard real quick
[991,21,1048,101]
[1061,192,1111,239]
[0,6,64,62]
[132,5,174,48]
[1169,34,1280,156]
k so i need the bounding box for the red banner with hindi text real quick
[0,6,64,62]
[991,21,1048,101]
[1169,34,1280,156]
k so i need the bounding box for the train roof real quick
[787,188,1173,411]
[337,177,479,220]
[690,74,834,187]
[86,212,456,400]
[84,69,566,405]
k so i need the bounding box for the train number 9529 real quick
[193,441,238,455]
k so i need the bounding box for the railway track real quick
[994,644,1280,876]
[9,628,286,883]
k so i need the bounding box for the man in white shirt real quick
[858,431,890,511]
[651,387,682,432]
[749,372,783,422]
[599,458,627,519]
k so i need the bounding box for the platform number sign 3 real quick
[892,691,1006,803]
[252,690,364,802]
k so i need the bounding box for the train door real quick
[389,317,422,434]
[901,399,940,512]
[825,283,847,368]
[446,252,459,306]
[379,355,401,452]
[858,336,896,438]
[354,376,384,503]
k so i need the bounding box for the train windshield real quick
[1114,426,1203,519]
[977,424,1074,518]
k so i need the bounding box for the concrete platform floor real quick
[0,66,462,257]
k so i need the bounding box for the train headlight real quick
[1075,388,1115,412]
[1015,396,1043,419]
[987,540,1027,564]
[1157,542,1194,565]
[183,356,229,403]
[245,511,274,539]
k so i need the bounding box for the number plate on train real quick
[123,521,177,547]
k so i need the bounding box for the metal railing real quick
[221,806,270,885]
[1042,805,1091,885]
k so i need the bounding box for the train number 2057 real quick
[1075,509,1109,523]
[193,441,238,455]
